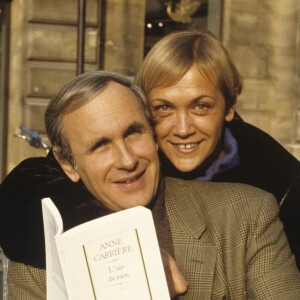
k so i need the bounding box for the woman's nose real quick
[172,112,196,138]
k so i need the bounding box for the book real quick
[41,197,170,300]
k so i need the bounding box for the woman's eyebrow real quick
[191,95,214,103]
[149,98,172,104]
[150,95,213,104]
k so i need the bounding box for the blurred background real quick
[0,0,299,183]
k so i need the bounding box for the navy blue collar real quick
[196,127,240,181]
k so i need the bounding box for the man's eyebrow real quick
[85,137,110,154]
[123,121,147,137]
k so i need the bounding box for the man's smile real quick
[113,169,146,184]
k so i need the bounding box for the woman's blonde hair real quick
[136,30,242,111]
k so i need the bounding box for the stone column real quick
[293,0,300,157]
[102,0,146,77]
[267,0,298,144]
[222,0,300,159]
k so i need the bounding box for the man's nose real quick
[173,111,196,138]
[113,143,138,171]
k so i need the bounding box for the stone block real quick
[226,0,271,45]
[224,0,297,49]
[106,1,145,34]
[270,112,295,143]
[109,0,144,5]
[285,144,300,160]
[238,78,276,111]
[297,83,300,99]
[296,109,300,142]
[26,61,97,97]
[27,24,98,62]
[103,0,146,75]
[238,110,272,134]
[267,47,297,94]
[229,45,267,79]
[104,43,144,76]
[24,97,50,133]
[28,0,99,25]
[7,138,47,173]
[229,12,260,44]
[264,1,298,48]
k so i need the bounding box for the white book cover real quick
[42,197,170,300]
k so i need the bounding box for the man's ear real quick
[53,147,80,182]
[225,96,237,122]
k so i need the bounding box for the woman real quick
[136,30,300,267]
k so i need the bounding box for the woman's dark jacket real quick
[161,114,300,269]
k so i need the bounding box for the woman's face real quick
[148,64,235,173]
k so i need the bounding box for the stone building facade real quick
[223,0,300,159]
[0,0,299,180]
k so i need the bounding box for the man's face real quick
[148,64,235,173]
[58,81,160,211]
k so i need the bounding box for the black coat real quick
[161,114,300,269]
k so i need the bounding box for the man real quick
[1,71,300,299]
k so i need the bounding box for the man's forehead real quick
[95,82,144,111]
[62,83,149,140]
[65,82,142,115]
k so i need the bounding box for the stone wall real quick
[222,0,300,159]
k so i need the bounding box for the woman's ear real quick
[225,96,237,122]
[53,147,80,182]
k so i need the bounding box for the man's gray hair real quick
[45,71,152,166]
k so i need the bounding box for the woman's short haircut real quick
[45,71,151,166]
[136,30,242,111]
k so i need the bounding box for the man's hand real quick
[160,248,188,298]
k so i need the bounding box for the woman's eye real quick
[194,103,210,113]
[195,103,208,110]
[155,105,169,112]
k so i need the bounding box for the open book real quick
[42,197,170,300]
